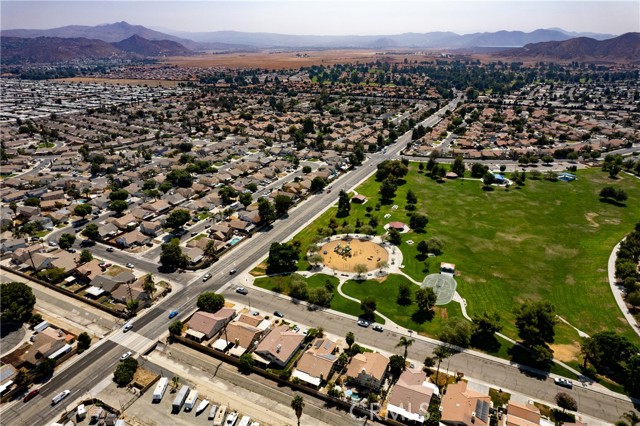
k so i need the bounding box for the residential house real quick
[23,327,71,366]
[97,223,119,240]
[140,220,163,237]
[254,325,305,368]
[292,337,338,388]
[3,238,30,255]
[116,230,151,248]
[346,352,389,391]
[110,279,149,305]
[441,381,491,426]
[88,271,135,294]
[110,213,138,230]
[505,401,541,426]
[386,368,437,423]
[212,314,270,356]
[186,308,236,342]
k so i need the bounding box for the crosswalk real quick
[109,330,154,354]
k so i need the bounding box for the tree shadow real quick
[411,309,435,324]
[0,321,22,339]
[396,297,412,306]
[482,186,495,192]
[599,198,626,207]
[471,333,501,353]
[415,253,427,262]
[507,345,552,377]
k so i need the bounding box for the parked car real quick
[202,273,212,281]
[120,351,132,361]
[235,287,248,295]
[23,388,40,403]
[48,241,57,246]
[126,263,134,268]
[357,319,370,328]
[554,378,573,389]
[273,311,285,318]
[372,325,384,332]
[168,310,179,319]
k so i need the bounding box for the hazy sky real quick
[1,1,638,35]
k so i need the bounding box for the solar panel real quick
[475,400,490,423]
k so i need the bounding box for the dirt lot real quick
[320,238,388,273]
[162,50,441,69]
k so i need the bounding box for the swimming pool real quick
[229,237,242,246]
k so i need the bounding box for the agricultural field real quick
[289,163,640,351]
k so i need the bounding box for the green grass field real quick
[289,164,640,348]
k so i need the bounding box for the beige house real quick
[292,337,338,388]
[186,308,236,341]
[441,381,491,426]
[345,352,389,391]
[254,325,305,368]
[23,327,71,366]
[505,401,541,426]
[386,368,437,423]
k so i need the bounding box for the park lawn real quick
[253,273,384,323]
[341,274,463,336]
[289,163,640,350]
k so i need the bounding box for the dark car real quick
[229,269,237,275]
[273,311,285,318]
[23,388,40,403]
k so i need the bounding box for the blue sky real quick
[1,1,638,35]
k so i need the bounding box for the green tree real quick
[451,156,465,176]
[0,282,36,323]
[110,199,128,215]
[379,178,398,201]
[142,274,155,294]
[37,267,66,284]
[291,395,305,426]
[310,176,328,192]
[168,320,183,336]
[514,300,557,346]
[555,392,577,413]
[439,318,472,348]
[166,169,193,188]
[288,277,309,300]
[197,292,225,313]
[308,287,332,307]
[425,237,443,255]
[397,281,412,305]
[409,213,428,232]
[389,354,407,377]
[108,189,129,201]
[79,249,93,263]
[376,160,408,181]
[239,353,254,373]
[482,172,495,187]
[433,345,453,389]
[113,357,138,387]
[354,263,368,277]
[346,331,355,349]
[219,185,238,205]
[472,311,503,336]
[258,197,276,225]
[74,203,92,218]
[165,209,191,230]
[406,189,418,205]
[160,238,187,271]
[239,192,253,207]
[415,287,437,313]
[24,197,40,207]
[267,242,300,274]
[77,332,91,351]
[58,233,76,250]
[417,240,429,258]
[360,297,377,320]
[83,223,100,240]
[387,228,401,245]
[336,190,351,217]
[35,358,56,377]
[274,194,293,216]
[396,336,415,364]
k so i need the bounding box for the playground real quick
[319,237,389,273]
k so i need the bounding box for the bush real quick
[113,357,138,387]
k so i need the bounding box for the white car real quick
[202,273,212,281]
[120,351,132,361]
[554,377,573,389]
[126,263,134,268]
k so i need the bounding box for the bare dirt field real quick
[163,50,441,69]
[320,238,388,273]
[53,77,186,87]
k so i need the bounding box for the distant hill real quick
[0,36,128,64]
[1,21,619,50]
[113,35,192,56]
[0,21,199,49]
[499,32,640,63]
[0,35,193,64]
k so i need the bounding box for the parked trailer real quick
[171,385,190,413]
[213,405,227,425]
[238,415,251,426]
[152,377,169,403]
[183,389,199,412]
[33,321,50,334]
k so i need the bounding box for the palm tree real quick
[396,336,415,367]
[433,345,452,388]
[170,376,180,393]
[291,395,305,426]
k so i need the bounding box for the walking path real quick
[607,238,640,338]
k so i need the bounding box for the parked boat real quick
[208,404,218,420]
[196,399,209,415]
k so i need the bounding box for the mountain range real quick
[1,21,618,50]
[1,21,637,64]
